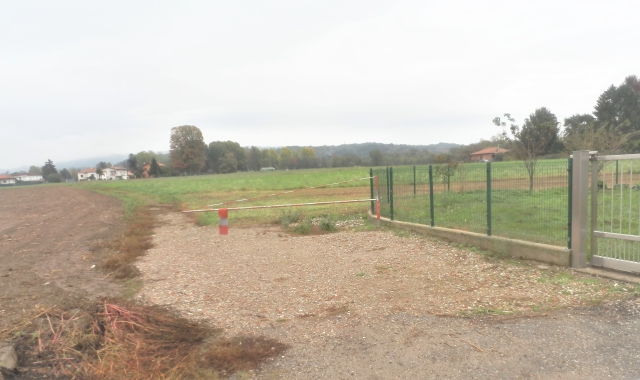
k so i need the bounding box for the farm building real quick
[78,167,129,181]
[13,172,44,182]
[0,174,16,186]
[470,147,509,162]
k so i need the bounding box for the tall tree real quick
[494,108,559,193]
[218,153,239,173]
[594,75,640,151]
[29,165,42,175]
[259,149,279,168]
[170,125,207,175]
[207,141,247,173]
[248,146,261,171]
[41,159,58,178]
[127,153,138,172]
[96,161,111,169]
[60,168,71,180]
[278,147,292,170]
[369,149,384,166]
[299,147,318,169]
[150,157,161,177]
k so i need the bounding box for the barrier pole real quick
[218,208,229,235]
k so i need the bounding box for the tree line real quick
[166,126,452,175]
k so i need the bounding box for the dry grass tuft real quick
[100,206,156,279]
[7,299,287,379]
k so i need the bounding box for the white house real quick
[13,172,44,182]
[78,168,98,181]
[107,166,129,180]
[0,174,16,186]
[78,167,129,181]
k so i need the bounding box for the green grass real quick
[387,187,569,246]
[73,167,373,225]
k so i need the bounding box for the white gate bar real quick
[593,231,640,243]
[597,154,640,161]
[592,255,640,273]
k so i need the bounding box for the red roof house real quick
[470,147,510,162]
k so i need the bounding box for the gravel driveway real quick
[135,213,640,379]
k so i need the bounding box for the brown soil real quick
[0,186,123,333]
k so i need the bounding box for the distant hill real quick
[55,154,128,170]
[281,142,460,158]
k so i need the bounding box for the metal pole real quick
[590,153,599,262]
[429,165,435,227]
[369,168,375,214]
[447,165,450,192]
[375,176,381,226]
[486,161,492,236]
[571,151,589,268]
[413,165,416,197]
[567,157,572,249]
[386,167,390,203]
[389,167,394,221]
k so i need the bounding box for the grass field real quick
[74,167,374,226]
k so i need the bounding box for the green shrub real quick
[278,210,301,228]
[319,215,337,232]
[46,173,64,183]
[294,218,312,234]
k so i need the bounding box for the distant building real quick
[78,168,98,181]
[78,166,129,181]
[141,162,166,178]
[0,174,16,186]
[13,172,44,182]
[260,167,276,171]
[470,147,510,162]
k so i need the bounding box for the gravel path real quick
[135,213,640,379]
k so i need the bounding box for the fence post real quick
[567,157,572,249]
[590,153,599,261]
[429,165,435,227]
[389,167,394,221]
[386,167,390,203]
[570,151,589,268]
[447,165,450,192]
[369,168,374,214]
[486,161,492,236]
[413,166,416,197]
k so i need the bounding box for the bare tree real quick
[494,108,559,193]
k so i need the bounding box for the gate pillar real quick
[570,151,590,268]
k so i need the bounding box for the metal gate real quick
[589,153,640,273]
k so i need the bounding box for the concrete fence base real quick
[368,213,571,267]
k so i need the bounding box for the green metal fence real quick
[372,159,572,247]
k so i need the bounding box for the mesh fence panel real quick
[371,159,570,247]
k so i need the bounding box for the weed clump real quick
[319,215,337,232]
[278,210,301,228]
[99,206,155,279]
[294,218,313,234]
[5,299,288,379]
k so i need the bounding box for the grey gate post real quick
[570,151,590,268]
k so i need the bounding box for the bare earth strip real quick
[136,213,640,379]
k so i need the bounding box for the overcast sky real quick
[1,0,638,169]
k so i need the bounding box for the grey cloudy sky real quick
[1,0,638,169]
